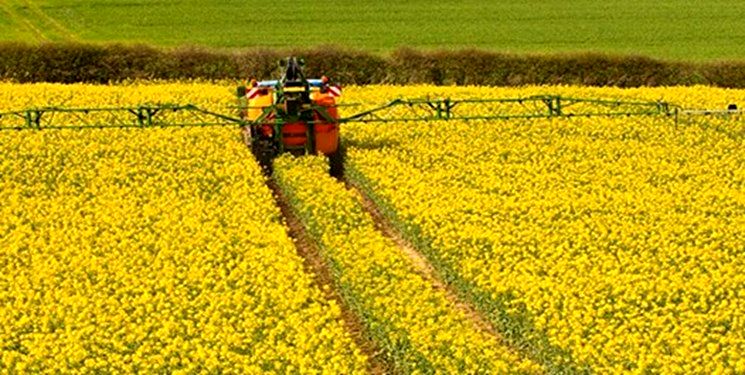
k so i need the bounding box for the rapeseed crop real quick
[0,126,366,373]
[3,82,744,373]
[344,85,745,373]
[274,155,540,373]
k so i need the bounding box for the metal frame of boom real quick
[0,104,242,130]
[342,96,672,123]
[1,96,742,131]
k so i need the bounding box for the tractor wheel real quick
[328,142,346,179]
[252,139,274,176]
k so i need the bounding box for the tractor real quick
[236,57,345,177]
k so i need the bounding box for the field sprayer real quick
[1,57,741,177]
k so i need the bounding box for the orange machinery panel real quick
[312,93,339,155]
[247,91,273,121]
[282,122,308,147]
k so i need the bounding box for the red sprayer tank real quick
[312,92,339,155]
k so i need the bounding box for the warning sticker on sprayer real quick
[328,85,342,97]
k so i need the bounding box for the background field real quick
[1,0,745,60]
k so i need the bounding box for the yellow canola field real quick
[343,85,745,373]
[274,155,540,373]
[0,82,232,111]
[0,82,367,373]
[3,82,745,373]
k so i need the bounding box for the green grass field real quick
[1,0,745,60]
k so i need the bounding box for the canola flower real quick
[0,124,366,371]
[0,81,234,111]
[3,81,745,373]
[343,85,745,373]
[274,155,541,374]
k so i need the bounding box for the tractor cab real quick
[237,57,343,176]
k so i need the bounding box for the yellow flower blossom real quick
[3,81,744,373]
[342,85,745,373]
[0,84,367,372]
[274,155,540,373]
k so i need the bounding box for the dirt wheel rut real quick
[345,179,529,360]
[267,180,390,374]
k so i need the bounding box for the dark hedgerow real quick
[0,42,743,87]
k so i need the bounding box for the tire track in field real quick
[0,1,48,41]
[267,180,391,375]
[346,175,586,373]
[345,178,533,363]
[19,0,78,41]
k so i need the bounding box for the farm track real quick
[267,163,540,371]
[19,0,78,41]
[0,1,48,41]
[0,0,76,42]
[266,180,391,375]
[344,179,532,362]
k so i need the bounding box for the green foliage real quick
[2,1,745,85]
[1,0,745,60]
[3,42,745,87]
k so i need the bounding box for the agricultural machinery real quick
[236,57,345,176]
[0,57,741,177]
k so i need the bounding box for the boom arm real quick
[0,104,244,130]
[339,96,673,123]
[2,95,739,131]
